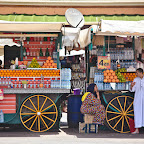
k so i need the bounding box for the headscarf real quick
[87,83,97,97]
[81,83,97,102]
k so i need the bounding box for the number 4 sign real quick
[98,56,111,69]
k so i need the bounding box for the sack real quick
[129,118,136,133]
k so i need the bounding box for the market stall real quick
[0,21,71,132]
[87,20,144,133]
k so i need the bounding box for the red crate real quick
[0,94,16,113]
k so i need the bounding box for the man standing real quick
[130,68,144,134]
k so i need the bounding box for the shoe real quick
[131,128,139,134]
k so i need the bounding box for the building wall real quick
[0,5,144,15]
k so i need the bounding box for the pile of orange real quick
[103,69,119,83]
[42,56,57,68]
[121,72,136,82]
[0,69,60,77]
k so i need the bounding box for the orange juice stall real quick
[0,22,71,132]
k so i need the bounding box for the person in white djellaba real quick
[130,68,144,134]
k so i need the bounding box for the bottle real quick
[23,47,27,57]
[0,110,4,123]
[116,56,120,69]
[68,68,71,80]
[39,48,43,56]
[54,80,56,88]
[51,80,53,88]
[5,77,8,86]
[14,80,17,88]
[34,80,36,88]
[37,80,40,88]
[45,48,49,57]
[18,80,21,88]
[46,80,49,88]
[26,47,30,56]
[8,77,11,88]
[1,77,4,85]
[30,80,32,89]
[49,80,51,88]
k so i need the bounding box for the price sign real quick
[98,56,111,69]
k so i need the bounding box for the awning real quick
[0,21,64,32]
[98,20,144,36]
[59,47,85,57]
[0,14,144,24]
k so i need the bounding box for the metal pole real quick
[20,40,23,61]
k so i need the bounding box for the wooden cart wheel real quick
[20,95,58,132]
[106,95,134,133]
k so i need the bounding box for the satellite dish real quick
[65,8,84,28]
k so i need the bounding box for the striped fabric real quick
[0,94,16,113]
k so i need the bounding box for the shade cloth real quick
[99,20,144,36]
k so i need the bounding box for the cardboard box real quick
[84,114,95,123]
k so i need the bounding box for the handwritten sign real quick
[98,56,111,69]
[0,89,4,100]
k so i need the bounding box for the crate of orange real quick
[121,72,136,82]
[103,69,119,83]
[0,69,60,77]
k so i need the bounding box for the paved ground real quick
[0,113,143,144]
[0,126,144,144]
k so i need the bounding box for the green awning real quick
[0,14,144,23]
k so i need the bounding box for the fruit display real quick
[0,69,60,77]
[28,58,41,68]
[115,68,127,82]
[42,56,57,68]
[103,69,119,83]
[121,72,136,82]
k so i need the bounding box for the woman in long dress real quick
[80,83,106,124]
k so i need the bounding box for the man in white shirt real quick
[130,68,144,134]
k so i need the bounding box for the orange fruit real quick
[108,73,111,76]
[47,63,51,66]
[108,79,111,83]
[110,76,113,79]
[46,60,49,63]
[112,72,116,76]
[116,79,119,83]
[114,76,118,79]
[47,56,52,60]
[104,73,107,76]
[106,70,110,73]
[52,63,55,66]
[106,76,109,79]
[104,79,108,83]
[112,79,116,83]
[50,60,54,63]
[110,69,113,73]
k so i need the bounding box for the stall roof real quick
[0,0,144,6]
[0,21,64,32]
[98,20,144,36]
[0,15,144,24]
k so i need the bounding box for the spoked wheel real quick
[20,95,58,132]
[106,95,134,133]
